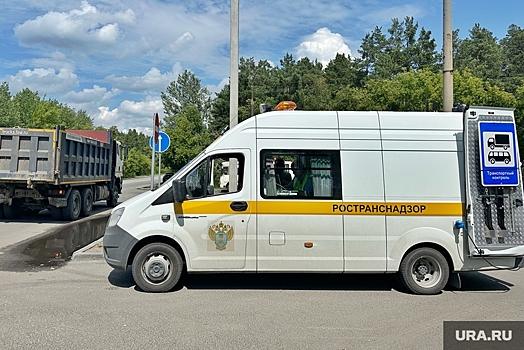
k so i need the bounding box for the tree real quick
[454,24,504,87]
[500,24,524,92]
[124,148,151,178]
[324,53,366,97]
[209,83,230,138]
[0,82,15,127]
[359,17,438,79]
[12,88,41,127]
[161,70,212,128]
[163,105,211,171]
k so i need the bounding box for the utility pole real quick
[229,0,239,191]
[443,0,453,111]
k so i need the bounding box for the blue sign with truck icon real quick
[479,122,519,186]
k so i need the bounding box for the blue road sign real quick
[149,131,170,153]
[479,122,519,186]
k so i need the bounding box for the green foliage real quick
[358,17,438,78]
[455,24,504,87]
[500,24,524,93]
[161,70,212,129]
[124,148,151,178]
[0,82,16,127]
[163,105,211,171]
[12,88,41,127]
[0,82,93,129]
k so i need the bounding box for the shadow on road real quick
[106,269,513,294]
[0,215,109,272]
[0,204,111,224]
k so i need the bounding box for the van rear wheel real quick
[132,243,183,292]
[398,247,449,295]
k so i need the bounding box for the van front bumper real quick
[103,225,138,271]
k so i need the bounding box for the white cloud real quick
[94,96,164,134]
[105,63,183,93]
[59,85,121,118]
[7,67,78,94]
[296,28,352,67]
[61,85,117,104]
[167,31,195,52]
[206,77,229,97]
[14,1,135,52]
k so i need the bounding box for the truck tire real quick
[0,204,4,219]
[132,243,184,293]
[50,207,63,220]
[106,188,118,207]
[80,188,93,217]
[398,247,449,295]
[3,200,22,220]
[62,189,81,221]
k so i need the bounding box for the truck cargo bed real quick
[0,127,113,185]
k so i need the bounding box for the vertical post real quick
[158,136,162,185]
[443,0,453,112]
[150,114,155,190]
[229,0,239,192]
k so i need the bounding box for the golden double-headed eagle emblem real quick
[208,221,234,250]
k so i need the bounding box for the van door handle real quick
[230,201,248,211]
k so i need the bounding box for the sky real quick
[1,0,523,136]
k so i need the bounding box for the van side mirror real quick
[172,179,186,203]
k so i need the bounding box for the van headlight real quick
[107,208,125,227]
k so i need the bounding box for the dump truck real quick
[0,126,126,221]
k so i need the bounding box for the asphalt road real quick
[0,259,522,349]
[0,176,523,349]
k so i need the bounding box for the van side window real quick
[184,153,244,199]
[260,150,341,200]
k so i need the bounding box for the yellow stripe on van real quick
[178,200,464,216]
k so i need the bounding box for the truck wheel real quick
[80,188,94,217]
[398,247,449,295]
[3,200,22,220]
[50,207,63,220]
[106,188,118,207]
[132,243,183,293]
[62,189,81,221]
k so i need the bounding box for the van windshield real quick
[171,150,206,179]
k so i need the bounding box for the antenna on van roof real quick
[452,103,468,112]
[260,103,273,114]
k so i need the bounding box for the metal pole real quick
[158,135,162,185]
[443,0,453,111]
[229,0,239,192]
[150,114,155,190]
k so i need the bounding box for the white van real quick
[103,106,524,294]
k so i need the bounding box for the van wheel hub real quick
[416,263,429,277]
[143,255,170,281]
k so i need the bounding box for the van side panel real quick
[379,112,465,271]
[256,111,343,271]
[339,111,388,271]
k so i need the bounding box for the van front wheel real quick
[398,247,449,295]
[132,243,183,292]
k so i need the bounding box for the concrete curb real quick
[71,237,104,261]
